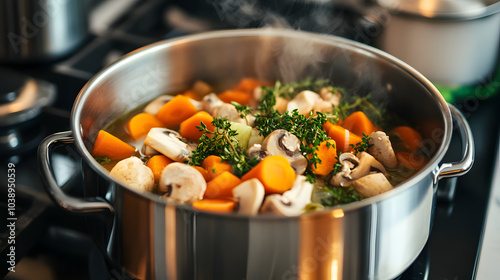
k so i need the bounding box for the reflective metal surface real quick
[0,0,88,62]
[38,29,474,279]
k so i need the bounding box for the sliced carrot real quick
[323,122,362,153]
[341,111,376,136]
[182,89,201,101]
[391,126,423,152]
[241,155,296,195]
[146,155,173,181]
[396,151,428,170]
[193,166,210,181]
[192,198,236,213]
[311,139,338,176]
[179,111,215,141]
[156,95,198,128]
[218,90,252,105]
[205,171,242,198]
[126,113,164,140]
[202,155,234,180]
[233,78,263,93]
[92,130,135,160]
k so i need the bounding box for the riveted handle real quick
[38,131,114,213]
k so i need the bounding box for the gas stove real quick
[1,0,499,279]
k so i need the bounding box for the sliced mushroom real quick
[330,153,360,186]
[144,128,193,162]
[274,97,289,114]
[286,90,322,115]
[143,95,174,115]
[232,178,265,215]
[368,131,398,169]
[351,173,393,198]
[261,129,308,174]
[261,175,313,216]
[144,95,201,115]
[201,93,224,115]
[319,87,341,108]
[247,144,268,161]
[158,162,207,203]
[213,103,246,124]
[110,157,155,192]
[330,152,386,187]
[350,152,387,179]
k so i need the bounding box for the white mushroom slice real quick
[319,87,341,108]
[274,97,289,114]
[330,153,359,186]
[247,128,264,148]
[368,131,398,169]
[110,157,155,192]
[261,175,313,216]
[201,93,224,115]
[143,95,174,115]
[140,144,159,157]
[158,163,207,203]
[261,129,308,174]
[350,152,387,179]
[213,103,246,124]
[144,95,201,115]
[192,80,213,96]
[286,90,322,115]
[247,144,268,161]
[352,173,393,198]
[144,128,193,162]
[232,178,265,215]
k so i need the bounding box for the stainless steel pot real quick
[38,29,474,280]
[373,0,500,86]
[0,0,88,63]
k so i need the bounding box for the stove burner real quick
[0,67,56,155]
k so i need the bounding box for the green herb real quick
[231,101,253,125]
[335,94,385,125]
[350,133,373,155]
[331,154,343,175]
[189,117,259,177]
[320,185,362,206]
[95,156,111,165]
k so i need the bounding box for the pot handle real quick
[38,131,114,213]
[436,105,475,181]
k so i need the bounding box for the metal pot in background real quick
[38,29,474,279]
[0,0,89,63]
[373,0,500,87]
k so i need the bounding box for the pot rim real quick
[71,28,452,218]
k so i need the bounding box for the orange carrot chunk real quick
[218,90,252,105]
[192,198,236,213]
[396,151,428,170]
[156,95,198,128]
[146,155,173,181]
[241,155,296,195]
[193,166,210,181]
[179,111,215,141]
[341,111,376,136]
[323,122,362,153]
[202,155,234,180]
[182,89,201,101]
[311,140,338,176]
[392,126,423,152]
[92,130,135,160]
[205,171,242,198]
[126,113,164,140]
[233,78,263,93]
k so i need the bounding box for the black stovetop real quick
[1,0,499,279]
